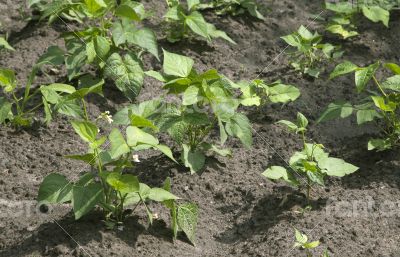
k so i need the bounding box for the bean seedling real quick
[262,113,358,203]
[281,25,343,78]
[319,61,400,151]
[198,0,264,20]
[294,228,330,257]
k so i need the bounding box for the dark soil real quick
[1,0,400,256]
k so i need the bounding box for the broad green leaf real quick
[177,203,198,245]
[368,138,392,151]
[326,24,358,39]
[281,34,301,47]
[65,40,86,80]
[38,173,72,204]
[109,128,130,159]
[276,120,298,131]
[317,101,353,123]
[86,40,96,63]
[218,118,228,145]
[163,49,194,77]
[185,11,209,39]
[355,62,379,92]
[115,2,141,21]
[72,183,103,219]
[225,113,252,148]
[55,99,84,118]
[262,166,299,186]
[382,75,400,92]
[0,97,12,124]
[126,126,159,146]
[319,157,358,177]
[187,0,200,11]
[297,112,308,129]
[329,61,358,80]
[84,0,107,15]
[206,23,236,44]
[71,120,98,143]
[130,114,158,130]
[268,84,300,103]
[325,2,355,14]
[385,63,400,75]
[362,6,389,27]
[36,46,64,66]
[148,188,179,202]
[298,25,313,40]
[182,85,200,105]
[128,28,159,59]
[0,37,14,51]
[94,36,110,60]
[182,112,210,125]
[355,103,381,124]
[145,70,166,82]
[153,144,177,163]
[106,172,140,194]
[104,53,144,100]
[113,99,161,125]
[0,68,16,92]
[371,95,396,112]
[182,144,206,174]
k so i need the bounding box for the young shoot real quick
[294,228,330,257]
[262,113,358,203]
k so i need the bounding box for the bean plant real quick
[30,0,158,101]
[236,79,300,107]
[262,113,358,202]
[38,117,199,244]
[319,61,400,151]
[0,23,14,51]
[164,0,235,43]
[324,1,391,39]
[281,25,343,78]
[294,228,330,257]
[198,0,264,20]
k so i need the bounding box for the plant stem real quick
[373,75,387,97]
[306,176,311,204]
[81,99,89,121]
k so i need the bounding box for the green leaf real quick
[128,28,159,59]
[0,68,17,92]
[153,144,177,163]
[303,241,320,249]
[382,75,400,92]
[38,173,72,204]
[225,113,252,148]
[355,62,379,92]
[106,172,140,194]
[268,84,300,103]
[385,63,400,75]
[371,95,396,112]
[187,0,200,11]
[276,120,298,132]
[182,112,210,125]
[163,49,194,78]
[126,126,159,146]
[113,99,161,125]
[109,128,130,159]
[94,36,110,60]
[182,144,206,174]
[65,40,87,80]
[262,166,299,186]
[0,37,14,51]
[0,97,12,124]
[295,228,308,244]
[362,6,389,27]
[72,183,103,219]
[130,113,158,130]
[281,34,301,47]
[326,24,358,39]
[105,53,144,100]
[298,25,313,40]
[330,61,358,80]
[185,11,209,39]
[317,101,353,123]
[115,2,141,21]
[71,120,98,143]
[148,188,179,202]
[297,112,308,129]
[84,0,107,15]
[368,138,392,151]
[318,157,359,177]
[206,23,235,44]
[182,85,200,105]
[355,103,381,124]
[177,203,198,245]
[36,46,64,66]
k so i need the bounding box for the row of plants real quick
[0,0,397,253]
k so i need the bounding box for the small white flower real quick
[153,213,159,220]
[105,115,113,124]
[132,154,140,163]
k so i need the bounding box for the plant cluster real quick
[324,0,391,39]
[319,61,400,151]
[164,0,235,43]
[281,25,343,78]
[198,0,264,20]
[262,113,358,202]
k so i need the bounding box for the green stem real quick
[373,75,387,97]
[12,92,21,115]
[81,99,89,121]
